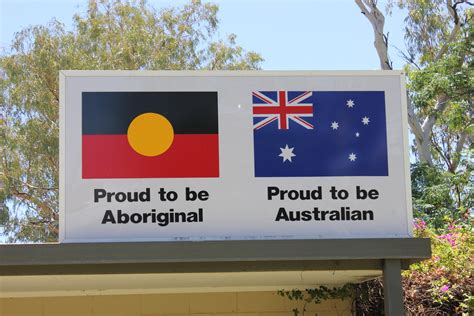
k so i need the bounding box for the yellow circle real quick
[127,113,174,157]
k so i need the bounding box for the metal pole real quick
[383,259,404,315]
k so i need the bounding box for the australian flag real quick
[252,90,388,177]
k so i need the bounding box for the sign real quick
[59,71,413,242]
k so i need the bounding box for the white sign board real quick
[60,71,412,242]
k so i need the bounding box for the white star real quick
[331,121,339,130]
[355,132,360,137]
[346,99,355,108]
[348,153,357,161]
[279,145,295,162]
[362,116,370,125]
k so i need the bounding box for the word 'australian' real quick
[275,207,374,221]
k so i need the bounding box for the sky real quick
[0,0,409,70]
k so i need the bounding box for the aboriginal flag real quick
[82,92,219,179]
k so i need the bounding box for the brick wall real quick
[0,291,353,316]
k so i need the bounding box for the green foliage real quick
[405,20,472,170]
[407,39,472,113]
[402,1,472,166]
[393,0,472,65]
[277,285,355,315]
[411,162,472,230]
[0,0,262,242]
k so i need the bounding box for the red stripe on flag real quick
[252,106,313,115]
[278,91,288,130]
[82,134,219,178]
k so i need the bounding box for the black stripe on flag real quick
[82,92,218,135]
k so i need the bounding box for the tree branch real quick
[396,46,421,70]
[354,0,392,69]
[421,94,450,133]
[450,138,464,171]
[11,189,58,221]
[0,172,57,191]
[407,95,424,142]
[451,125,471,171]
[434,0,462,61]
[431,131,453,171]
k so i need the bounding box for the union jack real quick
[252,91,314,130]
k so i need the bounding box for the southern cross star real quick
[346,99,355,108]
[362,116,370,125]
[348,153,357,161]
[331,121,339,130]
[279,144,295,162]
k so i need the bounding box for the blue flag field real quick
[252,90,388,177]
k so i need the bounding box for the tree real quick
[355,0,472,229]
[0,0,262,242]
[355,0,472,170]
[352,2,473,312]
